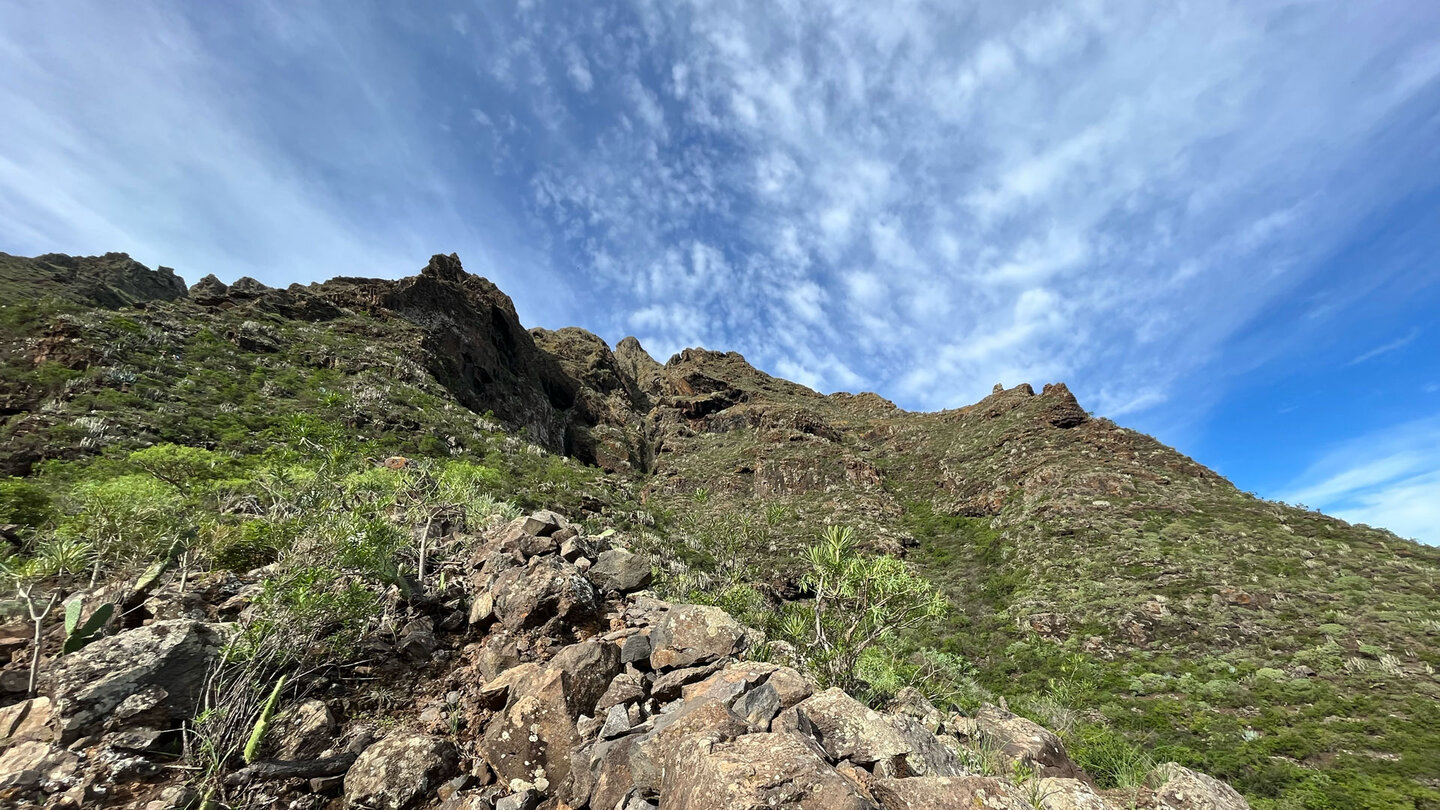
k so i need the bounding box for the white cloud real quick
[3,0,1437,434]
[1279,419,1440,544]
[565,44,595,93]
[1349,328,1420,365]
[504,0,1440,413]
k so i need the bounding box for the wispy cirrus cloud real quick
[1349,328,1421,365]
[1279,418,1440,543]
[2,1,1439,540]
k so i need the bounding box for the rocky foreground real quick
[1,508,1247,810]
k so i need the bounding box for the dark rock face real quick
[310,254,586,454]
[51,619,227,743]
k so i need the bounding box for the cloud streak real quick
[1279,418,1440,543]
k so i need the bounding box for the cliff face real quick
[1,251,1437,806]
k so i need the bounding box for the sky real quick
[1,1,1438,543]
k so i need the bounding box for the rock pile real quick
[0,507,1250,809]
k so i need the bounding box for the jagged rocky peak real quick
[421,251,467,283]
[614,336,664,398]
[530,326,636,400]
[664,346,821,401]
[187,273,228,302]
[975,381,1089,429]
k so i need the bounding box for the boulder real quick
[888,686,942,733]
[1036,778,1114,810]
[652,661,726,701]
[973,704,1089,782]
[547,640,624,718]
[681,662,779,703]
[595,672,647,712]
[648,604,747,670]
[876,714,968,777]
[51,620,226,743]
[482,668,579,792]
[763,666,815,709]
[620,633,652,666]
[587,549,653,593]
[869,776,1032,810]
[491,558,599,631]
[0,739,80,793]
[566,733,639,809]
[480,643,620,793]
[663,731,877,810]
[731,683,783,730]
[787,688,911,765]
[469,590,496,626]
[275,699,335,760]
[1148,763,1251,810]
[474,636,521,681]
[520,511,567,537]
[0,697,54,744]
[629,698,753,793]
[344,732,459,810]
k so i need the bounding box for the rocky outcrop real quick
[311,254,591,455]
[8,252,188,309]
[50,619,227,744]
[0,501,1254,810]
[1148,763,1251,810]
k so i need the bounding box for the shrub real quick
[0,478,54,528]
[208,520,291,572]
[1067,723,1156,789]
[779,525,947,692]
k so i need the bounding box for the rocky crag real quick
[1,506,1248,810]
[1,251,1437,808]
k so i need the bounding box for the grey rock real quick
[600,704,633,739]
[788,688,911,765]
[588,549,653,593]
[651,660,725,702]
[276,698,335,760]
[1147,762,1252,810]
[974,704,1089,782]
[648,604,747,670]
[663,731,876,810]
[596,672,647,712]
[620,633,651,666]
[731,682,782,730]
[495,788,540,810]
[51,620,226,743]
[491,557,599,631]
[343,731,459,810]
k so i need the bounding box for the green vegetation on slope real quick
[2,254,1437,808]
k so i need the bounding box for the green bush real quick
[209,520,290,572]
[0,478,54,528]
[1067,723,1156,789]
[778,525,947,692]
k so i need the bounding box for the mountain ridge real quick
[2,250,1438,808]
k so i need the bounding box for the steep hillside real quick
[2,252,1437,809]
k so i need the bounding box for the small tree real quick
[2,536,94,695]
[128,444,231,495]
[783,525,947,692]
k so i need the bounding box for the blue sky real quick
[2,1,1438,542]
